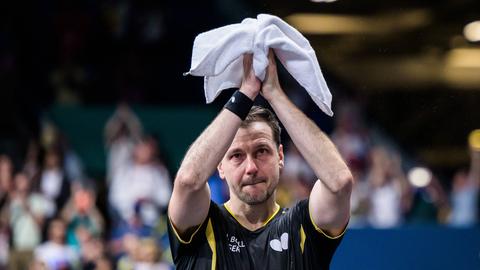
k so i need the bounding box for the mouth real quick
[242,179,266,187]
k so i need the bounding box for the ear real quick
[217,162,225,180]
[278,144,284,169]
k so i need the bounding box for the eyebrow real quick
[226,147,243,156]
[253,142,273,149]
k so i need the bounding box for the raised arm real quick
[104,103,143,146]
[262,51,353,236]
[168,55,261,237]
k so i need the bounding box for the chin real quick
[238,190,272,205]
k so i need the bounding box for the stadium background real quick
[1,0,479,269]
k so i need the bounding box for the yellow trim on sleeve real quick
[300,225,306,254]
[169,216,206,244]
[206,219,216,270]
[308,210,347,240]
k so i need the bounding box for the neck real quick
[225,196,279,231]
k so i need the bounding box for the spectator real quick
[366,146,411,228]
[278,141,315,207]
[207,172,229,205]
[331,102,371,227]
[116,234,140,270]
[407,173,449,224]
[449,131,480,227]
[39,148,70,214]
[80,237,111,270]
[108,203,156,261]
[331,101,370,179]
[0,155,14,210]
[60,182,104,251]
[134,237,171,270]
[104,104,143,184]
[34,218,80,270]
[2,171,55,269]
[108,135,171,225]
[23,140,41,184]
[0,155,14,267]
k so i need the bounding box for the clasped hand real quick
[239,49,283,101]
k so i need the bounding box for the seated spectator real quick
[116,234,140,270]
[80,236,111,270]
[34,218,80,270]
[60,182,104,251]
[108,203,156,261]
[3,171,55,269]
[134,237,171,270]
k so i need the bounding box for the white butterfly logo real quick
[269,233,289,252]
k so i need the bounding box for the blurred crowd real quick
[275,101,480,229]
[0,102,478,269]
[0,104,173,269]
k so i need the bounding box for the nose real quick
[244,156,258,175]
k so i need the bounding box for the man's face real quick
[218,121,283,205]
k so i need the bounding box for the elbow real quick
[329,169,353,194]
[174,169,205,192]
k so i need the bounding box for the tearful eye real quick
[230,153,242,160]
[257,148,269,156]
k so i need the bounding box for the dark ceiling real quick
[257,0,480,174]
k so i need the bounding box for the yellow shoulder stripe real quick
[300,225,306,254]
[206,219,216,270]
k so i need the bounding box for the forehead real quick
[230,121,275,147]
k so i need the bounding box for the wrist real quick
[239,87,258,101]
[224,90,254,120]
[263,87,286,102]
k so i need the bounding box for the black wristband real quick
[224,90,254,120]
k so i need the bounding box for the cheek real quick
[263,159,281,174]
[223,164,245,181]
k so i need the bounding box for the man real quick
[168,51,353,269]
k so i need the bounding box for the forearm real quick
[169,100,248,233]
[175,109,243,188]
[170,54,260,233]
[268,92,352,193]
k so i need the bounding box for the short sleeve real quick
[289,199,346,269]
[167,201,220,269]
[167,209,209,259]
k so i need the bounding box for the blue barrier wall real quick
[331,227,480,270]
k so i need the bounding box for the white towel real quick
[185,14,333,116]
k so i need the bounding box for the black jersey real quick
[168,199,345,270]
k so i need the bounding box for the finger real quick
[268,49,276,66]
[243,53,253,73]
